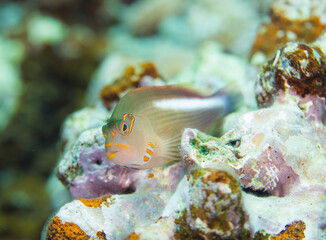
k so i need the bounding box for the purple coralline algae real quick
[57,127,139,198]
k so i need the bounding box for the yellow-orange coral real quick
[270,221,306,240]
[254,221,306,240]
[125,231,141,240]
[100,62,160,109]
[96,230,107,240]
[78,195,114,208]
[46,216,89,240]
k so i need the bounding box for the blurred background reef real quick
[0,0,110,239]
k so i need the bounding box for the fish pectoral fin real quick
[159,134,182,164]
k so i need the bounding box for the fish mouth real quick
[106,151,119,160]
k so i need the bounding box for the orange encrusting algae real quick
[96,230,107,240]
[46,216,89,240]
[270,221,306,240]
[78,195,114,208]
[100,62,160,109]
[125,231,141,240]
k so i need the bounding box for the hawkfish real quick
[102,85,238,169]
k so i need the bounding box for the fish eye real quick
[116,113,135,137]
[118,120,129,135]
[122,123,128,132]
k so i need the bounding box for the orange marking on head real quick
[116,144,130,149]
[111,131,115,137]
[146,149,153,156]
[147,142,154,148]
[105,142,113,147]
[147,173,154,178]
[107,152,117,159]
[103,133,108,139]
[144,156,150,162]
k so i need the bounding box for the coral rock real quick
[255,42,326,114]
[251,0,326,62]
[126,169,250,240]
[174,169,250,240]
[46,216,89,240]
[182,100,326,196]
[56,127,140,199]
[45,191,172,239]
[100,62,161,110]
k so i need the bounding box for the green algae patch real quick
[199,145,209,155]
[190,138,199,148]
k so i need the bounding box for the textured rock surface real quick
[172,169,250,240]
[46,191,171,239]
[182,99,326,195]
[256,42,326,109]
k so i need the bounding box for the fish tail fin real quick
[213,84,243,115]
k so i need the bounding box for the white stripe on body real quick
[153,97,226,111]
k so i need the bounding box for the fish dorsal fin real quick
[113,85,205,114]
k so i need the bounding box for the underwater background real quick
[2,0,326,239]
[0,1,110,239]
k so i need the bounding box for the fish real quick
[102,85,238,169]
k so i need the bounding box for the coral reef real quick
[46,20,326,237]
[0,0,322,239]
